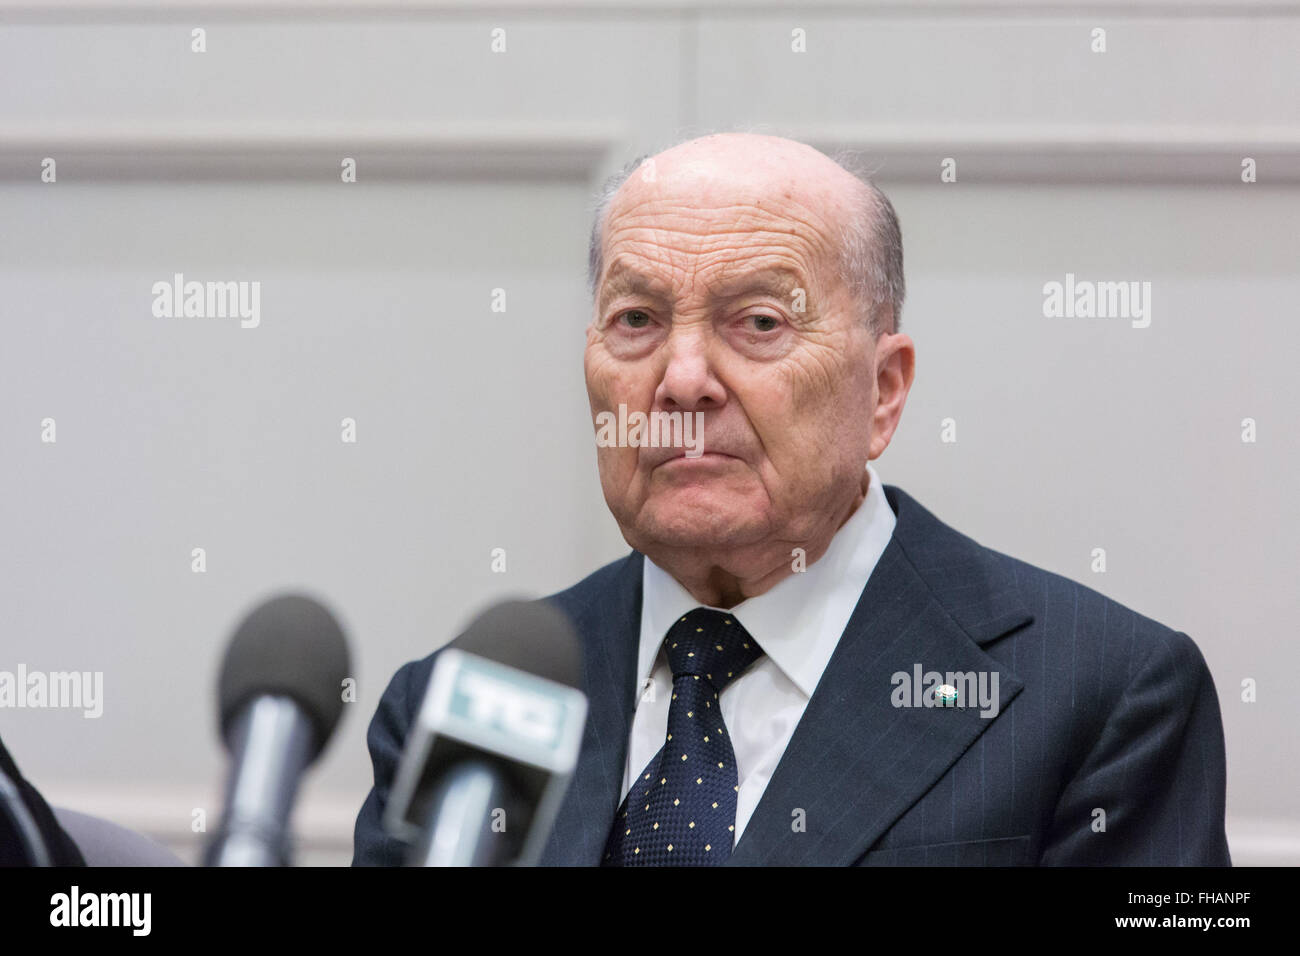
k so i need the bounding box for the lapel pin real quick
[937,684,958,706]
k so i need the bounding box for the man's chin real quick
[626,499,770,552]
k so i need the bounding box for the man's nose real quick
[654,326,726,411]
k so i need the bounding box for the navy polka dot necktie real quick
[603,608,764,866]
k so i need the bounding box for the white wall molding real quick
[2,0,1299,19]
[801,123,1300,184]
[3,120,1296,183]
[1222,817,1300,868]
[0,121,622,181]
[44,783,359,867]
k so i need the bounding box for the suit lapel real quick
[538,552,643,865]
[728,485,1032,866]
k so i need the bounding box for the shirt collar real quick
[638,463,897,697]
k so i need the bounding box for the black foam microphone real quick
[384,599,587,867]
[205,593,351,867]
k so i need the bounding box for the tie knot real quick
[663,608,762,693]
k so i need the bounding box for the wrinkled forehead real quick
[599,163,851,304]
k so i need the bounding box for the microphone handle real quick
[206,695,314,867]
[409,759,524,867]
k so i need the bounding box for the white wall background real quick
[0,1,1296,866]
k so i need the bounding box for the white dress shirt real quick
[621,463,897,846]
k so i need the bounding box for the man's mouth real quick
[651,451,739,470]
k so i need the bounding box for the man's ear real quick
[868,333,915,459]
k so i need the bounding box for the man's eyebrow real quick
[597,264,668,311]
[709,269,807,300]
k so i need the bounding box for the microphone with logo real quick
[205,593,351,867]
[384,599,587,867]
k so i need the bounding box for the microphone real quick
[205,593,351,867]
[384,599,587,866]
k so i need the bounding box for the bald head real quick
[587,132,904,336]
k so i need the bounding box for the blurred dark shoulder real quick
[0,734,85,867]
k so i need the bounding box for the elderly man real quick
[353,133,1230,866]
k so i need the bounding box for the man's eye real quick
[620,310,652,329]
[747,314,781,333]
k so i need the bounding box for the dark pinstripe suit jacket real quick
[353,484,1231,866]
